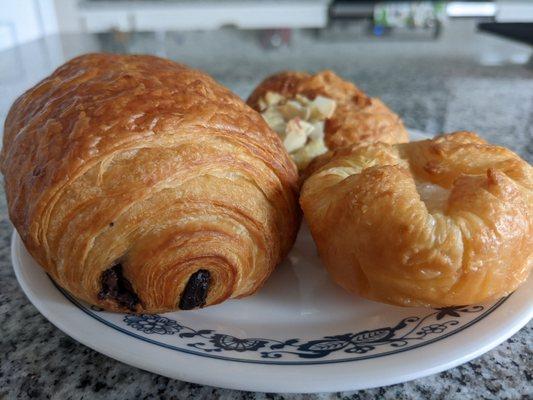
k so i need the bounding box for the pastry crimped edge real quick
[300,131,532,307]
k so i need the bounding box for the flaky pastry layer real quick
[1,53,300,313]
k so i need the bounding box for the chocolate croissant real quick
[2,53,300,313]
[247,70,408,171]
[300,132,532,307]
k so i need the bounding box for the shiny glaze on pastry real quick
[247,70,409,169]
[300,132,532,307]
[1,53,300,313]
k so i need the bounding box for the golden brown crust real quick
[2,53,300,313]
[247,70,409,152]
[300,131,532,307]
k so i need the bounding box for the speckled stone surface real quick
[0,21,532,399]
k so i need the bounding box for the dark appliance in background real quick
[479,23,533,46]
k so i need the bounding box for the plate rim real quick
[53,280,510,365]
[12,231,533,393]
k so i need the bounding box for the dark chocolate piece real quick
[98,264,139,311]
[179,269,211,310]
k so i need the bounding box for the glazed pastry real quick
[1,53,300,313]
[247,70,408,171]
[300,132,532,307]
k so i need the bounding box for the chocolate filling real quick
[179,269,211,310]
[98,264,139,311]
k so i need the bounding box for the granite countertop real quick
[1,21,532,399]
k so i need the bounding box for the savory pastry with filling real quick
[1,53,300,313]
[300,132,532,307]
[247,70,408,171]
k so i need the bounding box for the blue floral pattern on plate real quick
[118,305,486,359]
[55,281,507,364]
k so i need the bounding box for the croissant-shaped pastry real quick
[1,53,300,313]
[300,132,532,307]
[247,70,408,171]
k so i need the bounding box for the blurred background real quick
[2,1,533,51]
[1,0,532,158]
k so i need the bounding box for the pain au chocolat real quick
[1,53,300,313]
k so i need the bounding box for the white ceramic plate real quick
[12,131,533,393]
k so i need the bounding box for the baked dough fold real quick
[300,131,532,306]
